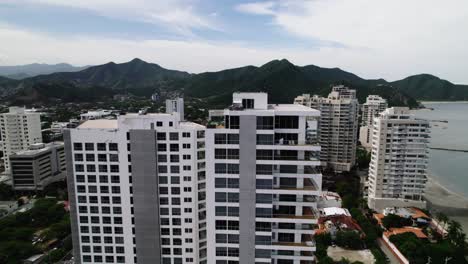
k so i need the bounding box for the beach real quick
[425,177,468,232]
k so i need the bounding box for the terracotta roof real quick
[384,227,428,239]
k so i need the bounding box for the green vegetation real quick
[356,148,371,169]
[3,58,464,108]
[0,198,71,264]
[390,231,467,264]
[0,183,15,200]
[335,231,363,249]
[381,214,413,229]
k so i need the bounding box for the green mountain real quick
[0,58,466,107]
[391,74,468,101]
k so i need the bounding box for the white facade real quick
[206,93,322,264]
[359,95,388,150]
[0,107,42,173]
[66,106,207,263]
[294,85,359,172]
[367,107,429,212]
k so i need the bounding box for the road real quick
[377,238,401,264]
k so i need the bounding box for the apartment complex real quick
[206,93,322,264]
[65,101,207,264]
[359,95,388,150]
[0,107,42,173]
[294,85,359,172]
[367,107,429,212]
[10,142,66,191]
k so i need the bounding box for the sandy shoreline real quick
[424,177,468,233]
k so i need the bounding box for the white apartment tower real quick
[294,85,359,172]
[206,93,322,264]
[0,107,42,173]
[359,95,388,150]
[367,107,429,212]
[65,100,207,264]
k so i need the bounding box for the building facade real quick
[65,102,207,264]
[367,107,429,212]
[0,107,42,173]
[206,93,322,264]
[10,142,66,191]
[359,95,388,150]
[294,85,359,172]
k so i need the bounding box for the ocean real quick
[412,102,468,200]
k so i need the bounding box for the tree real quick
[0,183,14,200]
[335,231,363,249]
[382,214,412,229]
[436,212,449,233]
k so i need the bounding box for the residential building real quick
[65,100,207,264]
[294,85,359,172]
[10,142,66,191]
[206,93,322,264]
[0,107,42,173]
[367,107,429,212]
[359,95,388,150]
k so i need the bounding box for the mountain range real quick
[0,63,89,79]
[1,58,467,107]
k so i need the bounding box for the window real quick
[111,175,120,183]
[99,164,108,172]
[170,132,179,140]
[74,153,83,161]
[86,154,95,162]
[227,116,240,129]
[256,116,273,129]
[182,132,190,138]
[170,166,180,173]
[158,155,167,162]
[156,121,163,127]
[242,98,254,109]
[170,155,179,162]
[109,143,118,151]
[75,164,84,172]
[110,165,119,172]
[99,175,108,183]
[86,164,95,172]
[85,143,94,151]
[97,143,106,151]
[109,154,119,162]
[73,143,83,151]
[98,154,107,162]
[183,154,191,160]
[158,144,167,152]
[275,116,299,129]
[170,144,179,152]
[157,132,166,140]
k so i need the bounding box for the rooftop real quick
[384,227,428,239]
[11,142,64,157]
[78,120,118,129]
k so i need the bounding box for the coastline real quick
[425,176,468,214]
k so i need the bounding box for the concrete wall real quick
[130,130,162,263]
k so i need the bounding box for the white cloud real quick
[6,0,218,36]
[236,0,468,83]
[235,1,276,15]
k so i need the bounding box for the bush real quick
[382,214,413,229]
[335,230,363,249]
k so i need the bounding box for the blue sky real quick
[1,0,468,83]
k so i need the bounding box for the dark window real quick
[256,116,274,129]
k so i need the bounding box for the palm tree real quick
[447,220,465,248]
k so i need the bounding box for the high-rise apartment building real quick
[65,100,207,264]
[10,142,66,191]
[0,107,42,173]
[359,95,388,150]
[206,93,322,264]
[294,85,359,172]
[367,107,429,212]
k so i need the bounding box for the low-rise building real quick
[10,142,66,191]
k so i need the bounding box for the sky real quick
[0,0,467,83]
